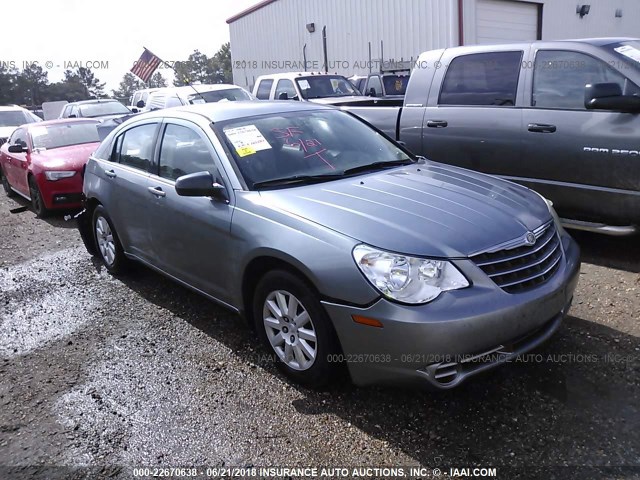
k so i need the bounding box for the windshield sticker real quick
[190,98,206,104]
[224,125,272,157]
[614,45,640,63]
[298,79,310,89]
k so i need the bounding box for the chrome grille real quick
[471,223,562,293]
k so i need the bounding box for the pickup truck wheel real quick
[29,177,49,218]
[1,168,15,197]
[92,205,128,274]
[253,270,340,388]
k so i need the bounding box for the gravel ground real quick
[0,193,638,480]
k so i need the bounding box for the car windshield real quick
[0,111,30,127]
[78,102,130,118]
[382,74,410,95]
[217,109,413,190]
[604,40,640,72]
[295,76,359,99]
[188,88,252,104]
[30,122,99,150]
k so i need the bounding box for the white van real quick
[144,84,254,111]
[130,88,159,113]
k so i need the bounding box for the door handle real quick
[528,123,556,133]
[105,170,117,178]
[147,186,166,197]
[426,120,448,128]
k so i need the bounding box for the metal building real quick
[227,0,640,89]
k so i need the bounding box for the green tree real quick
[213,42,232,83]
[148,71,168,88]
[112,72,144,99]
[64,67,106,98]
[0,64,19,104]
[15,63,49,105]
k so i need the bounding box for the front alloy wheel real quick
[29,177,48,217]
[263,290,317,371]
[253,270,341,388]
[1,168,15,197]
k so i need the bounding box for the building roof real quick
[226,0,278,24]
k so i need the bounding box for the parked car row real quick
[10,39,620,391]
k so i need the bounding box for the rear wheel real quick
[92,205,128,274]
[29,177,49,217]
[1,167,15,197]
[253,270,341,388]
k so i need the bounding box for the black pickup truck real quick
[346,38,640,235]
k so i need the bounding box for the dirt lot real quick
[0,192,638,480]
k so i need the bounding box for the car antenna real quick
[143,46,208,103]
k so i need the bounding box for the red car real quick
[0,118,100,216]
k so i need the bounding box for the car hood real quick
[33,142,100,171]
[258,162,552,258]
[0,126,17,139]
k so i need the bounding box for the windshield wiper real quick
[253,173,345,189]
[341,158,415,176]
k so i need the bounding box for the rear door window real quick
[439,51,523,106]
[116,124,157,171]
[532,50,640,109]
[256,79,274,99]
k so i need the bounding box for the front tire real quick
[92,205,128,274]
[253,270,341,388]
[29,177,49,217]
[1,167,15,197]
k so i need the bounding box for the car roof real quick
[26,118,100,128]
[151,84,245,96]
[66,99,121,106]
[133,100,333,124]
[256,72,347,80]
[0,105,30,112]
[440,37,639,53]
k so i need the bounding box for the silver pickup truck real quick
[346,38,640,235]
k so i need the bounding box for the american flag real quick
[130,48,162,83]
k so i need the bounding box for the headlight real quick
[44,171,75,181]
[353,245,469,304]
[533,191,566,235]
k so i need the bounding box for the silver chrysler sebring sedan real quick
[78,101,580,389]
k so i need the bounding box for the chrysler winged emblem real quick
[524,231,536,246]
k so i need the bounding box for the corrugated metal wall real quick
[229,0,458,89]
[229,0,640,90]
[540,0,640,40]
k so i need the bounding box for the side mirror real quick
[278,92,289,100]
[136,100,145,108]
[585,82,640,113]
[8,144,27,153]
[175,171,228,201]
[131,108,139,113]
[368,87,377,97]
[68,114,77,118]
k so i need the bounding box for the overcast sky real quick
[3,0,258,93]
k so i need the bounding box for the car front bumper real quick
[321,232,581,389]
